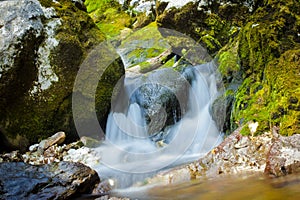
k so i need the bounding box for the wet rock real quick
[71,0,86,11]
[116,23,214,135]
[38,131,66,151]
[93,179,115,195]
[80,136,102,148]
[0,161,99,199]
[145,126,274,185]
[265,133,300,177]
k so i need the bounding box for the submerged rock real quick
[0,161,99,199]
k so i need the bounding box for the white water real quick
[92,62,223,188]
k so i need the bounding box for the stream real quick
[112,173,300,199]
[89,61,224,188]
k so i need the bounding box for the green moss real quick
[232,50,300,136]
[218,51,239,77]
[161,57,175,68]
[84,0,132,39]
[96,8,132,39]
[138,61,152,73]
[85,0,115,13]
[121,22,171,68]
[229,0,300,136]
[200,35,222,53]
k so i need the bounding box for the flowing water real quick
[92,62,224,188]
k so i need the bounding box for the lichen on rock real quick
[0,0,125,152]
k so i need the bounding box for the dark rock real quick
[0,151,23,163]
[71,0,86,11]
[0,161,100,199]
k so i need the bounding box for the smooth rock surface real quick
[38,131,66,151]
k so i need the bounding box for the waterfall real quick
[93,62,223,188]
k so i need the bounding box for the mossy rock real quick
[233,50,300,136]
[120,22,211,72]
[156,2,251,55]
[230,0,300,135]
[0,0,124,151]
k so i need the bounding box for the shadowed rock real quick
[0,161,99,199]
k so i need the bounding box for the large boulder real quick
[0,0,124,151]
[0,161,99,199]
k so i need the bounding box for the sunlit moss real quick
[229,0,300,136]
[85,0,132,39]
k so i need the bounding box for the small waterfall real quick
[93,62,223,188]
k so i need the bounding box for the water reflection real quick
[113,173,300,199]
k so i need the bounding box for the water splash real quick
[92,61,223,188]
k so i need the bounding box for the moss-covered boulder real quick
[0,0,124,151]
[231,0,300,136]
[156,1,252,55]
[154,0,300,136]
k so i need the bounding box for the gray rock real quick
[144,125,273,185]
[0,0,44,75]
[0,161,100,199]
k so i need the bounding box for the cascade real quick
[93,61,223,188]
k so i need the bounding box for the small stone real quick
[38,131,66,151]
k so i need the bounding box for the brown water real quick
[113,173,300,199]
